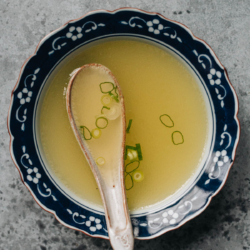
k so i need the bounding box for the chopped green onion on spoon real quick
[99,82,115,93]
[103,103,121,120]
[101,94,113,106]
[95,117,108,129]
[96,157,106,166]
[91,128,102,139]
[101,106,110,114]
[80,126,92,140]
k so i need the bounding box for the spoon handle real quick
[99,169,134,250]
[66,63,134,249]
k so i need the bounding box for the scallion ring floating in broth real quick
[159,114,174,128]
[125,160,140,174]
[172,131,184,145]
[125,173,134,190]
[132,170,144,182]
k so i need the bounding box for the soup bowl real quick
[8,8,239,239]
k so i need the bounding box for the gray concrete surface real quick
[0,0,249,249]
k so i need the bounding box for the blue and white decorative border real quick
[8,8,239,239]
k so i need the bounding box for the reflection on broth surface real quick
[39,39,209,211]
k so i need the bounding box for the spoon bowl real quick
[66,63,134,250]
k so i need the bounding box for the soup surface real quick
[39,39,209,211]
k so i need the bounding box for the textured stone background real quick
[0,0,249,249]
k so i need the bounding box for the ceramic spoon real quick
[66,63,134,250]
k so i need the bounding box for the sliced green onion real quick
[125,160,140,174]
[109,92,119,103]
[100,82,115,93]
[114,86,119,102]
[125,145,136,160]
[125,144,143,161]
[96,157,105,166]
[101,94,113,106]
[79,126,92,140]
[132,170,144,182]
[172,131,184,145]
[127,149,138,162]
[91,128,102,139]
[99,82,119,103]
[104,103,121,120]
[126,119,133,133]
[101,106,110,114]
[136,144,143,161]
[159,114,174,128]
[125,173,134,190]
[114,86,118,96]
[95,117,108,129]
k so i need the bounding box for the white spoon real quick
[66,63,134,250]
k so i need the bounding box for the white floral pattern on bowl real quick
[26,167,41,184]
[66,26,83,41]
[17,88,32,105]
[146,19,164,34]
[86,216,103,232]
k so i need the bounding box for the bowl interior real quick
[34,35,214,216]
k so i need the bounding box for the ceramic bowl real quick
[8,8,240,239]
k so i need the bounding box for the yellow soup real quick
[39,39,209,211]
